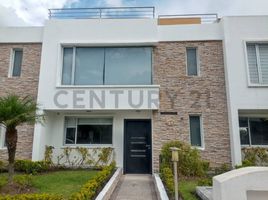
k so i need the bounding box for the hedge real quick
[71,162,116,200]
[0,194,64,200]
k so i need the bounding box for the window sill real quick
[248,84,268,88]
[56,85,160,89]
[191,146,205,151]
[60,144,113,149]
[241,145,268,148]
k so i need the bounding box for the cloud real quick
[0,0,76,26]
[0,5,27,26]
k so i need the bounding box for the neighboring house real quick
[0,8,267,173]
[222,16,268,166]
[0,28,42,160]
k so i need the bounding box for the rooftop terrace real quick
[48,7,219,24]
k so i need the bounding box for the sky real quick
[0,0,267,26]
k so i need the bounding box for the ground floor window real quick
[64,117,113,145]
[0,124,6,148]
[189,115,203,147]
[239,117,268,146]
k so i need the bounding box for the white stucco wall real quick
[0,27,43,43]
[222,16,268,165]
[213,167,268,200]
[32,110,152,167]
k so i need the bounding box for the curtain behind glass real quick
[104,47,152,85]
[74,48,104,85]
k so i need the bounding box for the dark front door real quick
[124,119,152,174]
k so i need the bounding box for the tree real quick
[0,94,43,182]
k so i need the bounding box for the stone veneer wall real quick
[0,43,42,160]
[152,41,231,171]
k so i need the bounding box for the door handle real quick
[145,145,151,149]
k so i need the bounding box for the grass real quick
[178,179,199,200]
[0,170,98,198]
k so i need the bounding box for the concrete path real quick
[110,174,157,200]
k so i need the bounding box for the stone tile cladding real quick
[152,41,231,172]
[0,43,42,160]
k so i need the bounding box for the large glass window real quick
[189,115,202,147]
[61,47,152,85]
[239,117,268,146]
[105,48,152,85]
[64,117,113,145]
[246,43,268,84]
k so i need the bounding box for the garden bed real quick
[0,162,116,200]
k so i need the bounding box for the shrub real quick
[13,174,33,188]
[0,176,7,189]
[197,178,212,186]
[160,167,174,196]
[160,140,209,177]
[71,162,116,200]
[0,194,64,200]
[14,160,49,174]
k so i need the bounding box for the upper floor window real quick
[189,115,203,148]
[239,117,268,146]
[10,49,23,77]
[186,47,199,76]
[61,47,152,85]
[246,43,268,85]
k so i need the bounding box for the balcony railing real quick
[48,7,155,19]
[158,14,219,24]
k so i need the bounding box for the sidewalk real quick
[110,174,157,200]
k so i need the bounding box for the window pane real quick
[259,44,268,84]
[247,44,259,84]
[105,47,152,85]
[239,117,250,145]
[65,117,76,127]
[62,48,73,85]
[74,48,104,85]
[187,48,198,76]
[12,50,23,77]
[189,116,202,147]
[76,125,112,144]
[250,118,268,145]
[65,128,76,144]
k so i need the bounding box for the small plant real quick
[13,174,33,188]
[0,176,7,189]
[44,145,54,165]
[63,147,72,166]
[0,193,64,200]
[160,167,174,196]
[76,147,88,166]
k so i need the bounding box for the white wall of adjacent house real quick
[222,16,268,166]
[32,110,152,167]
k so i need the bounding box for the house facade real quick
[0,9,267,173]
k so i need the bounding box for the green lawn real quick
[0,170,98,198]
[179,179,199,200]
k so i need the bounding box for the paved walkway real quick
[110,174,157,200]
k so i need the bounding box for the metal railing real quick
[158,13,219,24]
[48,7,155,19]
